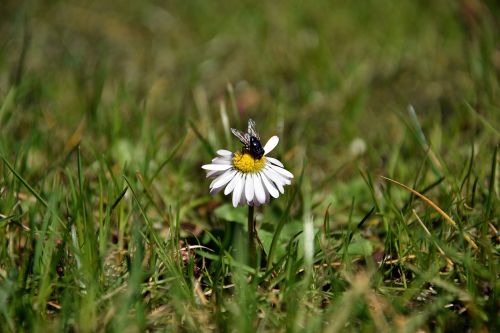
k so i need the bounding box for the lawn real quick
[0,1,499,332]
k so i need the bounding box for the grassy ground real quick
[0,1,499,332]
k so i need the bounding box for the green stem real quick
[247,205,256,267]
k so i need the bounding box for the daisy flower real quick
[202,119,294,207]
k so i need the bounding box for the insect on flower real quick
[202,119,294,207]
[230,119,265,160]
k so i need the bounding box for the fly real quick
[231,119,265,160]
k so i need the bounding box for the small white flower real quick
[202,119,294,207]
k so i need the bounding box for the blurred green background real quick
[1,0,498,219]
[0,0,499,332]
[2,1,498,157]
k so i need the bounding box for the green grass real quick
[0,1,499,332]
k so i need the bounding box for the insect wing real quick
[231,128,250,145]
[247,118,260,140]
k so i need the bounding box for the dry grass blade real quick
[413,209,454,269]
[380,176,478,250]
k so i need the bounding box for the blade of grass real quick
[465,102,500,138]
[485,144,497,219]
[265,162,305,272]
[189,119,216,157]
[412,209,454,268]
[147,133,186,185]
[123,175,168,260]
[1,154,48,207]
[0,88,16,127]
[406,105,443,178]
[380,176,478,250]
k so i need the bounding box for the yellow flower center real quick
[232,152,266,173]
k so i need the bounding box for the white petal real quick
[232,176,244,207]
[224,172,241,195]
[253,173,266,205]
[264,184,270,204]
[211,169,237,189]
[211,156,232,164]
[210,186,224,195]
[261,173,279,198]
[269,164,294,179]
[266,156,284,167]
[240,190,247,206]
[245,174,255,203]
[263,136,279,155]
[217,149,233,157]
[206,170,224,178]
[202,164,233,171]
[263,167,285,193]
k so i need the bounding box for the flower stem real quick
[247,205,256,267]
